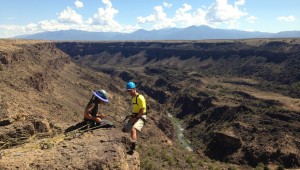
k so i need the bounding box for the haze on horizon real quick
[0,0,299,38]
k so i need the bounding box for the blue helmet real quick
[126,81,136,90]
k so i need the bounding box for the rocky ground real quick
[0,39,299,170]
[0,40,140,169]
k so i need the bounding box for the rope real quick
[0,120,114,150]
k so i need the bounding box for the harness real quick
[132,94,140,105]
[131,94,147,123]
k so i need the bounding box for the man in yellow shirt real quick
[122,81,147,154]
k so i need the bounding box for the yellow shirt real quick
[131,93,147,114]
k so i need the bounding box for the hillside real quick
[56,39,300,98]
[0,40,237,169]
[0,40,146,169]
[0,39,299,169]
[57,39,300,169]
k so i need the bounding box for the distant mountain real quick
[272,31,300,38]
[15,25,300,40]
[15,29,122,41]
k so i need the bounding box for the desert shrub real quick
[0,64,3,71]
[208,165,220,170]
[143,160,154,170]
[161,151,174,165]
[197,160,205,167]
[276,165,285,170]
[146,147,158,157]
[206,84,221,90]
[186,155,194,165]
[255,163,270,170]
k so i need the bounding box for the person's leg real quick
[131,128,137,141]
[130,128,137,150]
[128,118,145,154]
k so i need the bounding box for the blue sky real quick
[0,0,299,38]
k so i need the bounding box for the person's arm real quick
[129,108,144,124]
[136,108,145,119]
[84,103,102,123]
[84,111,96,120]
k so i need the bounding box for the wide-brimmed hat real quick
[93,90,109,102]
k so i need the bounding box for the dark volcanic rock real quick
[205,131,242,161]
[174,95,214,119]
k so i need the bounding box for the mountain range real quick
[15,25,300,41]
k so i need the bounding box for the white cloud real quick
[137,6,175,29]
[154,6,167,21]
[163,2,172,8]
[193,8,209,26]
[137,0,248,30]
[277,15,296,22]
[58,7,83,24]
[246,15,257,23]
[102,0,113,8]
[235,0,245,6]
[0,25,24,38]
[172,4,209,27]
[75,0,84,8]
[137,15,156,24]
[0,0,252,38]
[0,20,76,38]
[174,4,193,26]
[91,0,119,26]
[206,0,247,23]
[87,0,139,32]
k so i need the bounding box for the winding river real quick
[167,112,193,152]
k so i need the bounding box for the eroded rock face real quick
[205,131,242,161]
[0,52,12,65]
[157,114,175,139]
[174,95,214,119]
[26,73,49,91]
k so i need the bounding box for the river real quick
[167,112,193,152]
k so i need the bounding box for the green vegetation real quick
[228,167,238,170]
[186,155,193,164]
[143,160,155,170]
[259,81,300,98]
[139,144,213,170]
[161,150,174,166]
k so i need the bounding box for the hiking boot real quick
[127,141,137,155]
[130,141,136,151]
[127,149,134,155]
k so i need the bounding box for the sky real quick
[0,0,299,38]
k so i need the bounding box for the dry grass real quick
[0,39,48,52]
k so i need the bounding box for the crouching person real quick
[84,90,109,125]
[122,82,147,154]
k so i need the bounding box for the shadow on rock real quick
[64,119,115,134]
